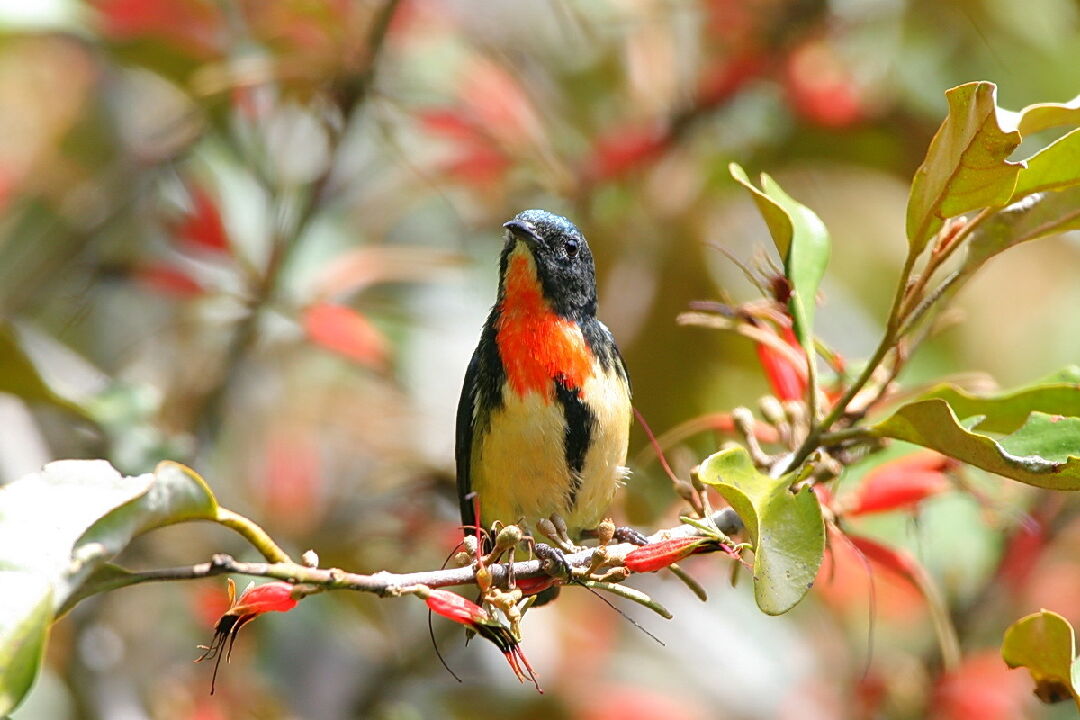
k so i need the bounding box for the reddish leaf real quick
[418,109,482,141]
[444,144,512,187]
[996,511,1052,591]
[92,0,222,56]
[458,60,538,148]
[584,125,668,182]
[175,185,229,253]
[755,324,808,402]
[848,471,949,516]
[931,650,1032,720]
[784,40,865,129]
[846,451,957,516]
[257,429,323,535]
[302,302,387,368]
[696,52,765,106]
[137,262,204,298]
[845,533,923,583]
[581,685,706,720]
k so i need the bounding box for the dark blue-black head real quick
[500,209,597,318]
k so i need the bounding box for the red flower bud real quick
[514,576,556,597]
[423,589,488,627]
[625,536,720,573]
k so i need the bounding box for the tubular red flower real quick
[231,581,299,616]
[424,589,487,626]
[625,536,720,573]
[196,579,300,694]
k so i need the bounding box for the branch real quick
[194,0,402,442]
[94,510,739,598]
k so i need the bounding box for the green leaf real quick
[0,460,219,713]
[999,94,1080,135]
[697,447,824,615]
[759,174,830,354]
[1012,129,1080,199]
[0,574,52,716]
[960,186,1080,279]
[1002,609,1080,709]
[914,377,1080,434]
[871,400,1080,490]
[906,82,1023,254]
[0,323,92,421]
[729,163,792,257]
[728,164,830,401]
[999,414,1080,463]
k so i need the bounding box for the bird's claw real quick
[533,542,572,581]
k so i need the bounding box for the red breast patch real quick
[496,253,592,399]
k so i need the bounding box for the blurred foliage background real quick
[2,0,1079,718]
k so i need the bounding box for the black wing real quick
[454,349,481,532]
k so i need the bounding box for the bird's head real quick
[499,209,597,318]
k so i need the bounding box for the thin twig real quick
[78,512,737,602]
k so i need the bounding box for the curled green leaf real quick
[999,94,1080,135]
[697,447,824,615]
[0,323,93,421]
[1002,609,1080,709]
[960,186,1080,281]
[906,82,1023,254]
[914,375,1080,434]
[0,460,222,713]
[1012,128,1080,199]
[0,574,52,716]
[728,164,831,408]
[871,400,1080,490]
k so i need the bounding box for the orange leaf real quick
[303,303,387,368]
[137,263,204,298]
[175,185,229,253]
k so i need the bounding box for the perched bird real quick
[455,210,632,542]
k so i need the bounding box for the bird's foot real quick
[613,526,649,546]
[533,542,572,582]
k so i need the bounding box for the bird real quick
[455,209,632,546]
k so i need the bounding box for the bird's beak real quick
[503,220,540,245]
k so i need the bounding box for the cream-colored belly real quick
[472,362,630,536]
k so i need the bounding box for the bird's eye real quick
[564,239,580,257]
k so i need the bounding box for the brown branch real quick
[93,510,739,598]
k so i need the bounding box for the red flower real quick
[423,588,487,627]
[231,581,298,615]
[195,579,300,693]
[420,587,541,692]
[625,536,723,573]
